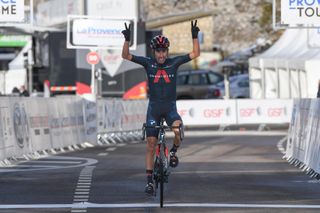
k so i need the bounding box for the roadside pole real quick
[222,66,232,99]
[86,51,100,96]
[91,64,95,95]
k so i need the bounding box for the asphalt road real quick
[0,134,319,213]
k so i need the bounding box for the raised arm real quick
[189,20,200,60]
[121,23,133,61]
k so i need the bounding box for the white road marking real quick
[79,176,92,180]
[78,180,91,183]
[97,153,108,156]
[23,161,82,164]
[106,147,117,152]
[72,166,95,213]
[174,169,300,175]
[0,156,98,173]
[77,183,91,185]
[76,190,90,192]
[76,186,90,188]
[0,203,320,209]
[6,165,60,168]
[75,192,89,195]
[166,131,287,138]
[277,136,287,154]
[74,196,89,199]
[71,210,86,213]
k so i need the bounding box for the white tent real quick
[0,41,31,94]
[249,29,320,99]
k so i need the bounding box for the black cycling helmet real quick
[150,35,170,49]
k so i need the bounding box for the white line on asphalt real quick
[75,192,89,195]
[74,196,89,198]
[5,165,60,168]
[72,166,95,213]
[1,203,320,209]
[78,180,91,183]
[106,147,117,152]
[76,186,90,188]
[0,157,98,173]
[76,190,90,193]
[71,210,87,213]
[73,198,88,202]
[173,169,300,175]
[25,161,83,164]
[277,136,287,155]
[166,131,287,138]
[79,176,92,180]
[97,153,108,156]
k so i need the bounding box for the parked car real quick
[207,74,250,99]
[176,70,224,99]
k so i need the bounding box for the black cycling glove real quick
[191,20,200,39]
[122,22,131,42]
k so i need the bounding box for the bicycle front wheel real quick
[159,155,164,208]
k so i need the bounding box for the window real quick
[238,80,249,87]
[208,72,222,84]
[188,73,208,85]
[177,75,188,85]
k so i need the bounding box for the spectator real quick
[11,87,20,96]
[20,86,30,97]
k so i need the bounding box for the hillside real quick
[142,0,278,54]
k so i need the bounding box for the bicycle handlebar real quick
[141,123,184,141]
[143,124,180,130]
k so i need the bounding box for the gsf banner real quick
[177,100,237,126]
[237,99,293,124]
[176,99,293,126]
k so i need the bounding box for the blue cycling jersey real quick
[131,54,191,102]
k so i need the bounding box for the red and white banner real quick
[177,100,237,126]
[176,99,293,126]
[237,99,293,124]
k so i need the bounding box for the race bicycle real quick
[142,118,183,208]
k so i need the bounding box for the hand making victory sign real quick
[122,22,132,42]
[191,20,200,39]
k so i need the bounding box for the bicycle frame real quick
[142,119,184,208]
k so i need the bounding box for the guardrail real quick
[0,96,97,164]
[0,97,294,166]
[177,99,293,126]
[285,99,320,180]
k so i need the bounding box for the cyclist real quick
[122,20,200,195]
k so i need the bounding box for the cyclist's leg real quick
[145,102,160,194]
[165,102,183,167]
[145,136,157,194]
[171,119,182,147]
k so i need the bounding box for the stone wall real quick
[162,17,213,54]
